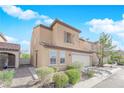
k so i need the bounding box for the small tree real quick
[20,53,30,59]
[97,32,116,67]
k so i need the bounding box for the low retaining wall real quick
[73,67,121,88]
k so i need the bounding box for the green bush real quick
[108,60,113,64]
[0,70,15,86]
[87,70,95,78]
[36,67,55,85]
[117,61,124,65]
[51,66,59,72]
[66,69,80,85]
[53,72,69,88]
[67,62,83,70]
[20,53,30,59]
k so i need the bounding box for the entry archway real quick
[0,52,15,69]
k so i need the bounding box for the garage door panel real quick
[72,53,91,67]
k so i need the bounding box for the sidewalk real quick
[73,67,121,88]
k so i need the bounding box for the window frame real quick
[49,50,57,65]
[64,32,72,43]
[60,51,65,64]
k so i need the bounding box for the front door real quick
[8,54,15,67]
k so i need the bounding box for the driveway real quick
[11,65,33,88]
[93,66,124,88]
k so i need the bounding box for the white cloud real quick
[19,10,38,20]
[4,35,18,43]
[87,16,124,50]
[35,20,42,25]
[40,15,49,19]
[88,18,124,33]
[0,5,54,25]
[44,18,54,24]
[0,5,38,20]
[35,15,54,25]
[40,15,54,24]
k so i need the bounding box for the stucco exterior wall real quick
[31,21,98,69]
[52,23,80,49]
[36,47,74,70]
[92,53,99,66]
[30,26,41,66]
[79,40,92,51]
[39,27,52,44]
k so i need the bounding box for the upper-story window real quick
[60,51,65,64]
[49,50,57,64]
[64,32,72,43]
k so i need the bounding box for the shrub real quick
[53,72,69,88]
[36,67,55,85]
[87,70,95,78]
[20,53,30,59]
[117,61,124,65]
[108,60,113,64]
[67,62,83,70]
[66,69,80,85]
[50,66,59,72]
[0,70,15,86]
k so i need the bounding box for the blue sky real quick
[0,5,124,53]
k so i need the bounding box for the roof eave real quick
[50,19,81,33]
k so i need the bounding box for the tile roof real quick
[40,42,94,54]
[0,42,20,51]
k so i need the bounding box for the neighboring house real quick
[0,33,20,69]
[31,19,98,70]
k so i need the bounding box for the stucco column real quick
[15,52,20,68]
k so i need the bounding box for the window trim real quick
[64,32,72,43]
[60,51,65,64]
[49,50,57,65]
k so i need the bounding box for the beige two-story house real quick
[31,19,98,70]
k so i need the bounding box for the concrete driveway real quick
[11,65,33,88]
[94,66,124,88]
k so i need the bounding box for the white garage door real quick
[72,53,91,67]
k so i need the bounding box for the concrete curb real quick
[73,67,121,88]
[28,67,39,80]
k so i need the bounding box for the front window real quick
[60,51,65,64]
[49,50,57,64]
[64,32,72,43]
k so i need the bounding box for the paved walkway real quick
[94,66,124,88]
[11,66,33,88]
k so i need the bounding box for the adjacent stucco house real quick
[0,33,20,69]
[31,19,98,70]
